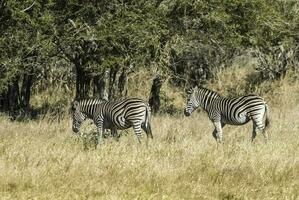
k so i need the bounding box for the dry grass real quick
[1,66,299,199]
[0,103,298,199]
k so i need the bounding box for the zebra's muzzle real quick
[184,109,191,117]
[72,126,80,133]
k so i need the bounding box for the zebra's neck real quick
[79,99,104,119]
[196,88,221,110]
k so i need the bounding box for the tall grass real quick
[0,65,298,199]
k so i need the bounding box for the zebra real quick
[71,98,153,148]
[184,86,270,143]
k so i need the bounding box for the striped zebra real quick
[184,86,270,143]
[71,98,153,148]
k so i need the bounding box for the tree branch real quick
[21,1,35,12]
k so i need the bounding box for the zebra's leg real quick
[252,113,268,143]
[141,123,153,146]
[91,131,98,149]
[133,123,142,143]
[262,129,269,143]
[81,132,88,150]
[95,120,104,149]
[141,123,153,140]
[251,123,257,142]
[212,122,225,142]
[111,128,120,142]
[212,129,217,141]
[213,121,223,143]
[102,129,110,139]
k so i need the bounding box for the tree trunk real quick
[118,67,127,98]
[93,70,109,100]
[20,73,33,112]
[149,75,163,115]
[75,64,91,99]
[0,74,34,116]
[6,78,20,115]
[108,65,120,100]
[0,94,3,110]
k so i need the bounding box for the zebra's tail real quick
[264,103,270,130]
[143,105,153,139]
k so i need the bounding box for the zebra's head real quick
[71,100,87,134]
[184,86,200,117]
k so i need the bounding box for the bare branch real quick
[68,19,77,29]
[21,1,35,12]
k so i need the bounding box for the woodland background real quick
[0,0,298,118]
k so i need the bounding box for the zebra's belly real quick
[222,114,251,125]
[114,123,131,130]
[104,120,132,130]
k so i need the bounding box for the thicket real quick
[0,0,298,117]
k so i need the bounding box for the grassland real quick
[0,66,299,199]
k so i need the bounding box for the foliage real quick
[255,45,299,80]
[0,0,298,115]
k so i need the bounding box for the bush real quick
[255,45,299,80]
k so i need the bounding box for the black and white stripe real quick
[184,86,270,143]
[71,98,153,148]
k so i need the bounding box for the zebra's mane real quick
[197,87,222,98]
[85,99,106,105]
[72,98,107,110]
[75,98,107,103]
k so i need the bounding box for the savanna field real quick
[1,1,299,199]
[0,66,298,200]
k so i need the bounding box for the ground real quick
[0,65,298,199]
[0,103,298,199]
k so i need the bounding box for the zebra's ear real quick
[102,96,108,101]
[197,85,205,89]
[72,101,80,109]
[186,87,193,94]
[194,86,198,90]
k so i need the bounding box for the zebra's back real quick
[98,98,149,130]
[219,94,267,125]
